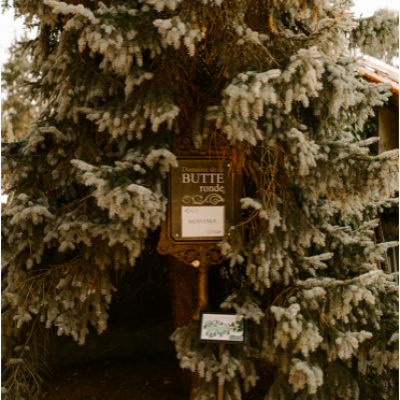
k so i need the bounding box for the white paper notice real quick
[182,206,225,238]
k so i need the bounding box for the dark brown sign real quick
[169,159,236,242]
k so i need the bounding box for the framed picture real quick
[199,312,247,344]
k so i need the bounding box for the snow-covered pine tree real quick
[1,36,42,142]
[1,0,398,399]
[350,8,399,67]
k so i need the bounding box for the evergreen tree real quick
[1,0,398,399]
[1,36,41,142]
[349,8,399,67]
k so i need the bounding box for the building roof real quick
[356,54,399,95]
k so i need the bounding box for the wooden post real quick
[192,262,209,322]
[378,100,399,154]
[217,343,225,400]
[168,256,200,395]
[189,261,210,400]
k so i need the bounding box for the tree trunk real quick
[168,256,202,398]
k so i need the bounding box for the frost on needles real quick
[1,0,399,399]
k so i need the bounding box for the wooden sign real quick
[169,159,236,243]
[157,156,241,266]
[199,312,247,343]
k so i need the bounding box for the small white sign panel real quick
[182,206,224,238]
[199,313,245,343]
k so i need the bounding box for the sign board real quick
[199,312,247,343]
[169,159,236,242]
